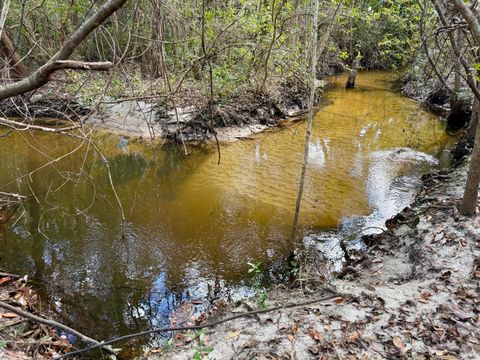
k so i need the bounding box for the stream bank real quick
[0,81,313,143]
[152,157,479,360]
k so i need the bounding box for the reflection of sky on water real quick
[306,147,441,273]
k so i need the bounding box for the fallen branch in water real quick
[0,117,79,133]
[0,129,13,138]
[0,191,27,200]
[0,301,117,355]
[56,292,342,359]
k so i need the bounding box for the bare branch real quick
[0,301,117,355]
[0,117,79,133]
[431,0,480,101]
[50,60,113,71]
[450,0,480,46]
[0,0,127,100]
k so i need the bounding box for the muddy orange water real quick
[0,72,456,345]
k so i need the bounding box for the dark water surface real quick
[0,72,457,350]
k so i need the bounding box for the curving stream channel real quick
[0,72,457,351]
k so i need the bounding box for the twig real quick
[0,272,21,279]
[0,117,79,133]
[0,318,26,331]
[0,191,27,200]
[0,301,117,355]
[0,129,13,138]
[56,293,342,358]
[49,60,113,72]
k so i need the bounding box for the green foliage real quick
[3,0,423,100]
[334,0,420,69]
[247,262,268,309]
[185,329,214,359]
[247,261,261,275]
[474,63,480,81]
[161,338,174,353]
[290,258,299,277]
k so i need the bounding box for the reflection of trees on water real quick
[155,145,208,178]
[108,153,148,184]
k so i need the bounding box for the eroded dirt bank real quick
[152,158,479,360]
[0,88,308,143]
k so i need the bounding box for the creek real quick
[0,72,457,351]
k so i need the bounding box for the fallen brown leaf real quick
[392,336,404,350]
[308,328,322,342]
[289,324,299,334]
[347,331,360,343]
[421,291,432,300]
[225,330,241,340]
[0,312,18,318]
[0,277,12,285]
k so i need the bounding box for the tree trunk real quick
[346,56,359,89]
[150,0,164,77]
[467,96,479,142]
[461,112,480,215]
[446,27,471,131]
[450,0,480,215]
[450,28,461,112]
[291,0,319,241]
[259,0,284,94]
[451,0,480,46]
[1,29,29,79]
[0,0,10,41]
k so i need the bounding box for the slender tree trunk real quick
[201,0,220,164]
[461,114,480,214]
[291,0,320,241]
[447,28,468,131]
[260,0,283,94]
[1,29,29,78]
[450,28,461,111]
[450,0,480,45]
[150,0,164,77]
[449,0,480,214]
[467,96,479,142]
[0,0,10,41]
[0,0,28,79]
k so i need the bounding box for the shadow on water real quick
[0,71,459,355]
